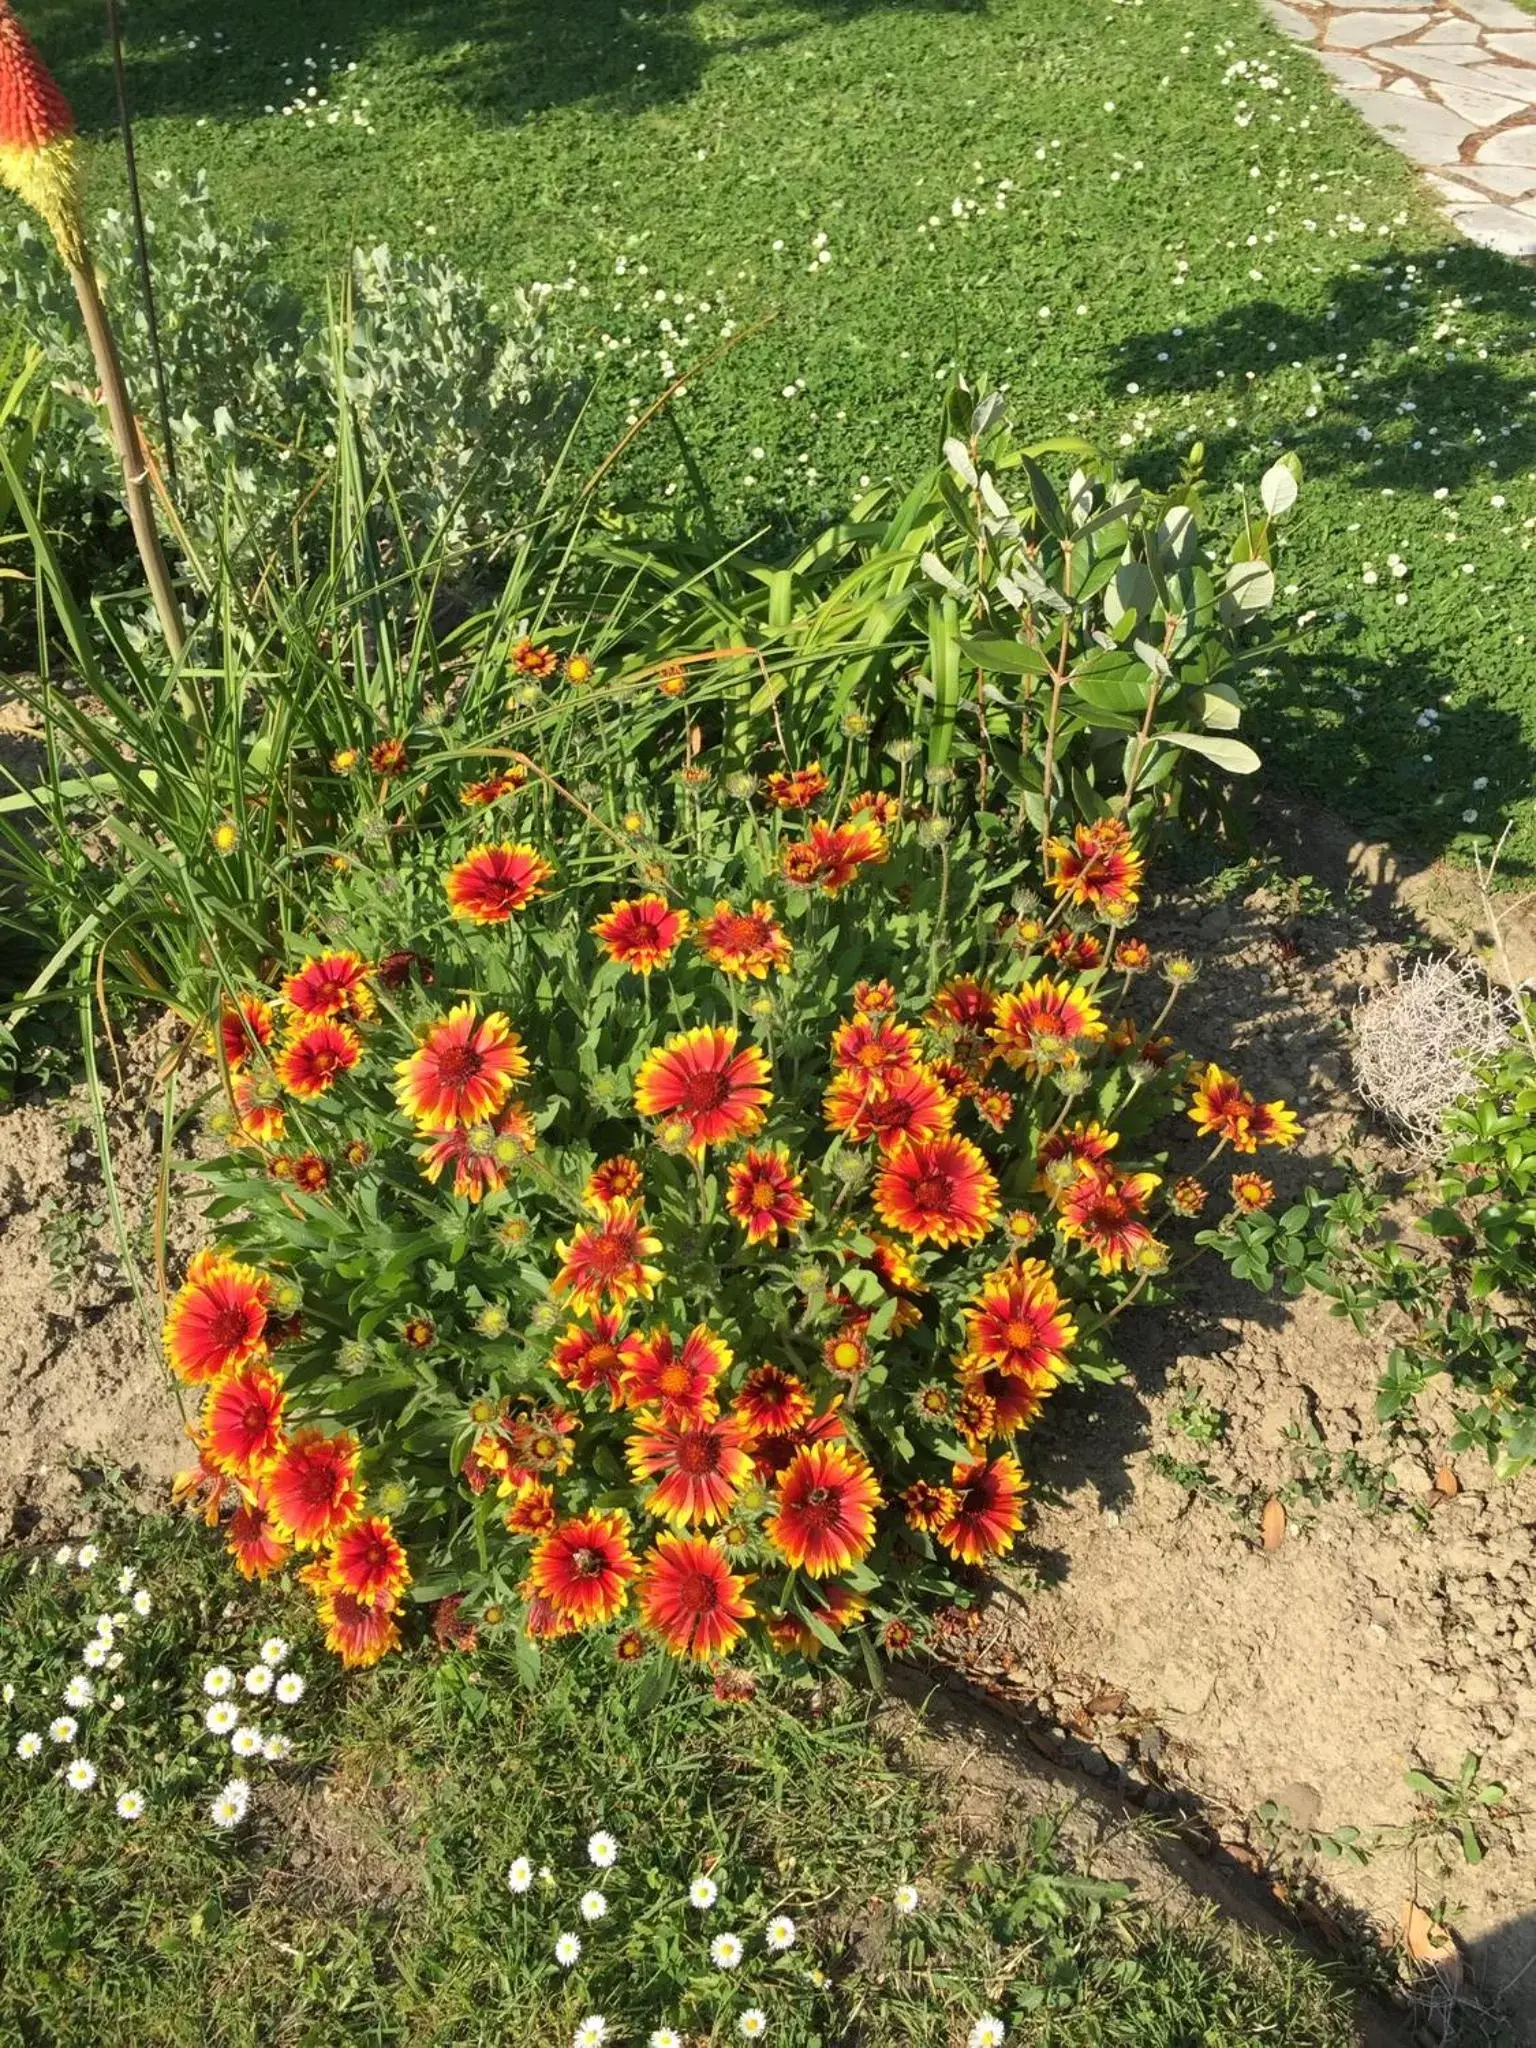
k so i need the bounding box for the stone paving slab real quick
[1267,0,1536,247]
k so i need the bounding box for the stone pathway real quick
[1265,0,1536,254]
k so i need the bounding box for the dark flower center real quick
[681,1071,731,1115]
[572,1546,606,1579]
[209,1302,258,1349]
[913,1173,953,1211]
[679,1568,721,1615]
[434,1043,483,1087]
[677,1433,721,1476]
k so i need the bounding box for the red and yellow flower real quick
[637,1532,755,1661]
[203,1362,286,1479]
[626,1410,754,1528]
[276,1020,362,1099]
[460,766,529,807]
[620,1322,728,1417]
[593,893,689,975]
[762,762,828,810]
[824,1062,954,1154]
[766,1441,882,1578]
[733,1363,815,1438]
[445,842,554,924]
[802,817,888,893]
[231,1072,285,1144]
[368,737,408,776]
[1169,1175,1208,1217]
[1247,1099,1302,1150]
[1046,817,1144,920]
[226,1487,291,1582]
[551,1311,629,1408]
[584,1155,643,1209]
[163,1249,270,1385]
[328,1513,411,1608]
[633,1026,771,1154]
[1187,1063,1254,1149]
[266,1428,364,1548]
[873,1132,999,1250]
[307,1573,402,1668]
[961,1256,1076,1387]
[281,951,374,1023]
[1035,1119,1119,1198]
[395,1004,528,1129]
[1231,1170,1276,1212]
[528,1510,638,1628]
[693,900,793,981]
[830,1014,920,1082]
[215,994,275,1070]
[290,1151,331,1195]
[415,1102,535,1202]
[935,1453,1026,1565]
[724,1145,811,1245]
[505,1478,558,1536]
[510,636,558,678]
[989,978,1106,1076]
[0,4,84,261]
[1057,1167,1162,1274]
[765,1582,868,1659]
[553,1200,663,1316]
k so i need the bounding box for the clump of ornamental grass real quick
[157,636,1301,1679]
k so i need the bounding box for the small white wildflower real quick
[231,1726,263,1758]
[108,1693,125,1712]
[507,1857,535,1895]
[209,1779,249,1830]
[259,1637,289,1668]
[75,1543,100,1569]
[65,1758,98,1792]
[275,1672,305,1705]
[649,2033,682,2048]
[243,1665,273,1697]
[1462,809,1479,825]
[765,1914,796,1952]
[131,1589,152,1618]
[82,1641,108,1670]
[893,1883,920,1915]
[116,1789,146,1821]
[16,1732,42,1759]
[0,1683,12,1706]
[555,1932,582,1968]
[94,1615,116,1641]
[205,1701,239,1735]
[969,2019,1006,2048]
[53,1546,74,1567]
[579,1890,608,1923]
[587,1829,618,1869]
[116,1567,137,1595]
[202,1666,235,1698]
[690,1874,719,1909]
[710,1932,744,1970]
[48,1716,77,1745]
[63,1676,95,1710]
[262,1733,294,1763]
[1472,776,1489,792]
[739,2014,768,2042]
[573,2020,608,2048]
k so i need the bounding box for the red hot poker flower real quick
[0,4,83,261]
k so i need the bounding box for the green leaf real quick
[1162,731,1262,775]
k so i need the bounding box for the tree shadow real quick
[32,0,985,137]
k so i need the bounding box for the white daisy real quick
[62,1675,95,1710]
[116,1789,146,1821]
[93,1615,116,1641]
[259,1637,289,1668]
[76,1543,100,1569]
[710,1932,744,1971]
[2,1682,15,1705]
[243,1665,274,1697]
[131,1589,152,1617]
[893,1883,920,1915]
[262,1733,294,1763]
[587,1829,619,1869]
[765,1915,796,1952]
[82,1640,108,1670]
[53,1545,73,1567]
[65,1758,97,1792]
[205,1702,239,1735]
[275,1671,305,1705]
[739,2014,768,2042]
[649,2033,682,2048]
[117,1567,137,1594]
[968,2019,1006,2048]
[48,1716,77,1745]
[231,1726,263,1758]
[210,1776,250,1828]
[572,2021,608,2048]
[555,1932,581,1968]
[579,1890,607,1923]
[108,1694,125,1712]
[689,1874,719,1909]
[202,1666,235,1698]
[16,1732,42,1759]
[507,1857,535,1895]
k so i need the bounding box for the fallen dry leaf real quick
[1084,1685,1129,1720]
[1432,1464,1460,1498]
[1260,1497,1287,1550]
[1401,1899,1463,1986]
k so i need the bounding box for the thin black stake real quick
[104,0,177,496]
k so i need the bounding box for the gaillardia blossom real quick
[724,1145,811,1245]
[633,1027,771,1154]
[529,1511,638,1628]
[445,842,554,924]
[395,1005,528,1129]
[961,1257,1076,1387]
[989,978,1106,1076]
[267,1429,364,1547]
[281,951,373,1022]
[626,1411,754,1527]
[620,1323,728,1416]
[328,1514,411,1608]
[935,1453,1026,1565]
[637,1533,755,1661]
[873,1133,999,1250]
[276,1021,362,1099]
[204,1363,287,1478]
[766,1442,882,1578]
[592,893,689,975]
[1045,817,1144,919]
[693,901,793,981]
[163,1250,270,1385]
[1057,1168,1161,1274]
[553,1201,664,1317]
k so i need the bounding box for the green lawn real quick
[17,0,1536,874]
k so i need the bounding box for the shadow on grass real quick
[33,0,986,137]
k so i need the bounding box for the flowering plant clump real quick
[166,676,1302,1679]
[0,1534,315,1833]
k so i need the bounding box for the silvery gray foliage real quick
[0,170,577,568]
